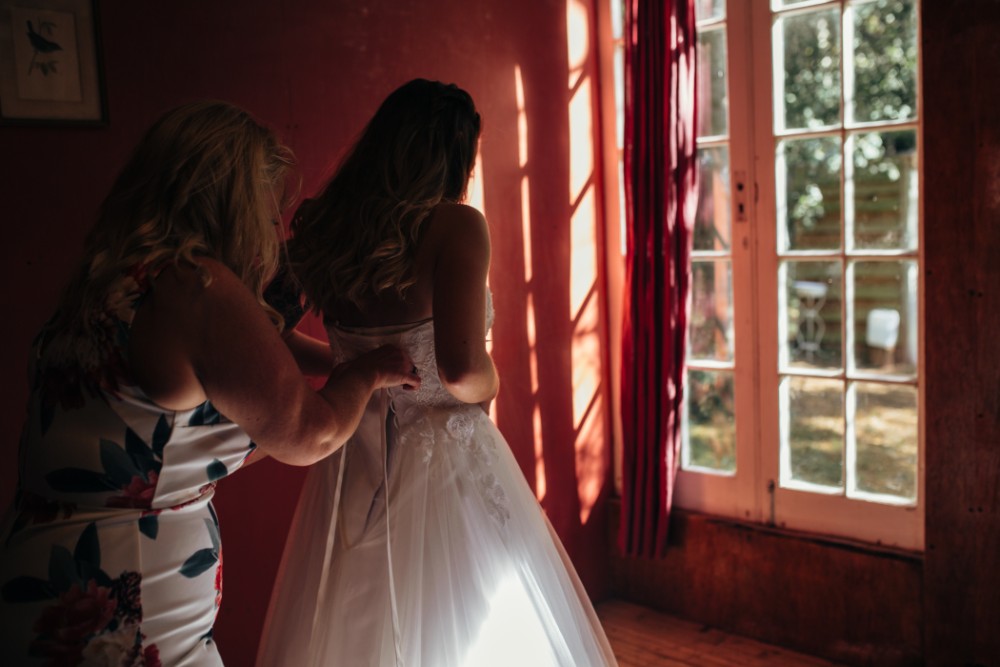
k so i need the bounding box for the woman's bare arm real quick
[432,204,499,405]
[282,329,334,377]
[129,259,419,466]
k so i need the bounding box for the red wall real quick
[0,1,613,663]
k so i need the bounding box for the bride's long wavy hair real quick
[290,79,481,312]
[45,100,296,359]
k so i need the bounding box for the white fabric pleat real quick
[257,301,617,667]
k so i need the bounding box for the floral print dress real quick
[0,263,258,666]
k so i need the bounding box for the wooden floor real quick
[596,600,846,667]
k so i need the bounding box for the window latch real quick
[734,170,748,223]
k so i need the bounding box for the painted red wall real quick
[0,1,613,663]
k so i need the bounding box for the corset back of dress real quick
[324,290,494,412]
[325,319,461,413]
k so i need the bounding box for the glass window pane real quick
[851,381,917,500]
[850,0,918,124]
[695,0,725,23]
[775,9,841,130]
[782,376,844,489]
[849,260,918,376]
[781,260,843,371]
[697,26,729,137]
[690,259,734,361]
[684,369,736,473]
[848,130,918,251]
[777,136,842,251]
[694,146,731,251]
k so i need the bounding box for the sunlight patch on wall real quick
[567,0,591,79]
[533,404,546,502]
[521,176,533,284]
[572,288,601,429]
[569,78,595,204]
[566,0,606,526]
[515,65,529,169]
[570,184,598,316]
[576,393,605,524]
[468,151,486,215]
[572,289,602,523]
[526,293,539,394]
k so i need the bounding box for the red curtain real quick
[619,0,698,559]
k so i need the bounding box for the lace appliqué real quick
[397,405,436,466]
[477,473,511,527]
[446,412,475,448]
[329,291,507,524]
[447,411,509,527]
[396,409,509,526]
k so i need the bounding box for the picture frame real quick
[0,0,105,125]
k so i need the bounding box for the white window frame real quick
[674,0,761,523]
[604,0,925,550]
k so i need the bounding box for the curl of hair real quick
[290,79,481,312]
[44,100,296,365]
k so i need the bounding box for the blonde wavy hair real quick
[45,100,296,359]
[290,79,481,312]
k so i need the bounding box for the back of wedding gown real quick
[257,298,617,667]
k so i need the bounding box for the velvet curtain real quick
[619,0,698,559]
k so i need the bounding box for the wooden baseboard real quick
[607,501,923,666]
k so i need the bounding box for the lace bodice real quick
[325,291,494,412]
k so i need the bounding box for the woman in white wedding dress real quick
[257,79,617,667]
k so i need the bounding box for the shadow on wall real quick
[482,0,612,573]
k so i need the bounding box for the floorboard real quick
[596,600,847,667]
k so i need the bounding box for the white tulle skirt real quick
[256,394,617,667]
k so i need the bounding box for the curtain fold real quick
[619,0,698,559]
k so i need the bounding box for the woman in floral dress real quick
[0,101,420,666]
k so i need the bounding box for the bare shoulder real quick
[154,256,243,292]
[429,203,490,258]
[152,257,257,313]
[131,257,269,410]
[433,202,488,230]
[138,256,270,360]
[434,202,486,224]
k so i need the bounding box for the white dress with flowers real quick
[257,294,617,667]
[0,263,256,666]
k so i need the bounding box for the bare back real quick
[326,202,498,405]
[325,202,473,328]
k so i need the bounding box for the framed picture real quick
[0,0,105,125]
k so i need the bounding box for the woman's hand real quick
[282,329,334,377]
[332,345,422,392]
